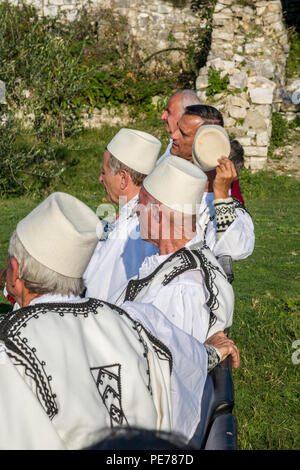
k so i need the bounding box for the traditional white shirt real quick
[84,194,158,303]
[198,192,255,261]
[0,293,172,449]
[122,300,208,442]
[116,235,234,342]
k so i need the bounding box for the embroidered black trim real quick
[232,196,250,215]
[191,248,226,329]
[90,364,129,428]
[124,246,225,331]
[0,298,102,419]
[203,196,250,236]
[124,248,195,302]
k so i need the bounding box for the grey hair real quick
[173,90,201,114]
[107,153,147,187]
[8,231,84,296]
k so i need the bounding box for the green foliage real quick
[0,2,178,145]
[0,2,180,197]
[206,68,229,96]
[0,2,93,142]
[163,0,188,6]
[235,0,254,6]
[286,27,300,78]
[268,113,289,155]
[183,1,217,85]
[0,110,68,198]
[289,115,300,129]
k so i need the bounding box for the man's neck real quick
[158,237,191,256]
[119,187,140,207]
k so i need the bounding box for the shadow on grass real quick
[0,303,12,315]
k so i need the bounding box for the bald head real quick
[160,90,200,135]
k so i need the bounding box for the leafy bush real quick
[286,27,300,79]
[0,1,217,197]
[206,68,229,96]
[0,110,67,198]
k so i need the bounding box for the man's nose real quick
[170,128,179,140]
[99,174,103,183]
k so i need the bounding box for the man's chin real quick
[170,145,179,155]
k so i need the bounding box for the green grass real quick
[0,127,299,449]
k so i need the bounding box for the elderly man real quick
[116,156,235,342]
[158,89,200,165]
[84,128,161,303]
[0,191,239,449]
[169,105,254,262]
[0,192,174,449]
[159,91,244,203]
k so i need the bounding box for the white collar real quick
[118,194,139,222]
[29,293,86,306]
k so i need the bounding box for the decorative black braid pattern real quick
[190,248,227,329]
[214,201,237,234]
[123,245,226,332]
[232,196,250,215]
[0,298,102,419]
[161,249,197,286]
[202,196,250,236]
[124,249,194,302]
[90,363,129,428]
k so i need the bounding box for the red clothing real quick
[231,179,244,205]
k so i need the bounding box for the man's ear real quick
[10,257,20,285]
[119,170,130,191]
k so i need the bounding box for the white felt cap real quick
[16,192,100,278]
[143,156,207,215]
[192,124,230,171]
[107,128,161,175]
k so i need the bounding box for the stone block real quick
[249,87,273,104]
[256,131,269,146]
[207,58,235,73]
[233,54,246,64]
[244,110,267,130]
[196,75,208,90]
[224,117,236,127]
[237,137,252,146]
[229,72,248,90]
[244,157,267,170]
[228,106,247,119]
[219,0,234,5]
[254,59,274,79]
[212,30,234,42]
[248,76,276,90]
[245,43,263,54]
[244,146,268,157]
[228,95,250,109]
[50,0,64,5]
[257,7,266,15]
[43,6,58,17]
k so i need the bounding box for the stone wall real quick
[6,0,201,60]
[196,0,291,170]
